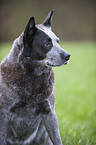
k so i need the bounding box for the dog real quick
[0,10,70,145]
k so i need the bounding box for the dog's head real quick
[23,10,70,68]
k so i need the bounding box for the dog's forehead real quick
[36,24,59,42]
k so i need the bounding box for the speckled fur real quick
[0,35,55,145]
[0,10,70,145]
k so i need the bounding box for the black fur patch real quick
[23,29,53,60]
[23,17,53,60]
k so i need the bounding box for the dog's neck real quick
[23,60,52,76]
[7,32,24,63]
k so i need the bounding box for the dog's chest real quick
[7,69,55,143]
[7,104,41,143]
[2,65,54,99]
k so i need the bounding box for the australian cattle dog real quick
[0,10,70,145]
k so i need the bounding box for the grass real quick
[0,41,96,145]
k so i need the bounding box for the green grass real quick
[0,41,96,145]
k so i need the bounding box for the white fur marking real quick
[36,24,59,42]
[17,46,24,63]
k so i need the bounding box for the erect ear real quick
[23,17,37,45]
[42,10,54,27]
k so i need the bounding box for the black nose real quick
[65,52,71,60]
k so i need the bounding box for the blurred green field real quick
[0,42,96,145]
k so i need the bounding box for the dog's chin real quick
[46,60,69,68]
[64,60,69,65]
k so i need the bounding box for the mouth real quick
[46,60,69,67]
[46,62,58,67]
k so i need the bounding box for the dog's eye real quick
[44,41,51,47]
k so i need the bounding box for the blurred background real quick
[0,0,96,144]
[0,0,96,42]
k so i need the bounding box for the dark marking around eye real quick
[44,38,52,47]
